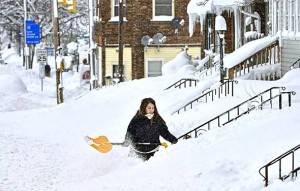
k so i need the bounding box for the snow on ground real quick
[0,48,300,191]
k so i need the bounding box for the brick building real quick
[92,0,268,85]
[93,0,203,84]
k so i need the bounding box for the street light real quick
[215,15,227,83]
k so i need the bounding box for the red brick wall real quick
[94,0,203,80]
[94,1,267,81]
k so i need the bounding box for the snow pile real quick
[223,35,278,68]
[0,74,27,94]
[1,46,17,63]
[279,68,300,85]
[161,51,196,76]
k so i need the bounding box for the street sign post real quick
[39,63,45,91]
[25,20,40,44]
[36,49,48,63]
[39,63,45,79]
[37,49,47,91]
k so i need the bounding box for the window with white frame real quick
[283,0,299,32]
[112,64,125,78]
[153,0,174,21]
[290,1,295,31]
[96,0,101,19]
[284,1,289,30]
[113,0,126,17]
[147,60,163,77]
[273,0,279,34]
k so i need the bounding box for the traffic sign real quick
[36,49,48,63]
[25,20,40,44]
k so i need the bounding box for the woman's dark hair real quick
[137,98,165,124]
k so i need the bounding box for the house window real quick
[112,64,124,78]
[155,0,172,16]
[113,0,126,17]
[291,1,295,31]
[152,0,174,21]
[274,1,279,34]
[284,1,289,30]
[96,0,101,19]
[147,60,163,77]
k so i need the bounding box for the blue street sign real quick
[25,20,40,44]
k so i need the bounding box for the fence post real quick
[231,81,234,96]
[225,81,228,96]
[292,152,295,179]
[279,94,282,109]
[265,166,269,187]
[228,68,234,79]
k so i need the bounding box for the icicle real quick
[200,14,205,34]
[188,13,197,37]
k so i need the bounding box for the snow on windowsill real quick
[151,16,173,22]
[109,16,128,22]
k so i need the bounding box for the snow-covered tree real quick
[0,0,88,45]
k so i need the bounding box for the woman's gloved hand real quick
[161,142,168,148]
[123,140,130,147]
[172,139,178,144]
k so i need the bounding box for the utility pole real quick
[53,0,64,104]
[23,0,29,70]
[118,0,124,82]
[89,0,98,89]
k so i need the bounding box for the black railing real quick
[172,79,238,114]
[193,55,217,78]
[290,58,300,70]
[259,144,300,187]
[228,39,280,80]
[164,78,199,90]
[196,55,211,73]
[178,87,296,140]
[196,62,219,79]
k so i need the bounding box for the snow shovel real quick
[84,135,168,153]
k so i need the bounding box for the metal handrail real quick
[178,87,296,140]
[172,79,238,114]
[228,39,280,80]
[259,144,300,187]
[194,55,218,78]
[164,78,199,90]
[289,58,300,70]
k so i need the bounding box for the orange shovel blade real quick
[90,136,113,153]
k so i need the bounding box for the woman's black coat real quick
[125,114,178,153]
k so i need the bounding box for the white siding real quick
[281,39,300,76]
[269,0,300,76]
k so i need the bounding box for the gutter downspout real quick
[239,8,261,34]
